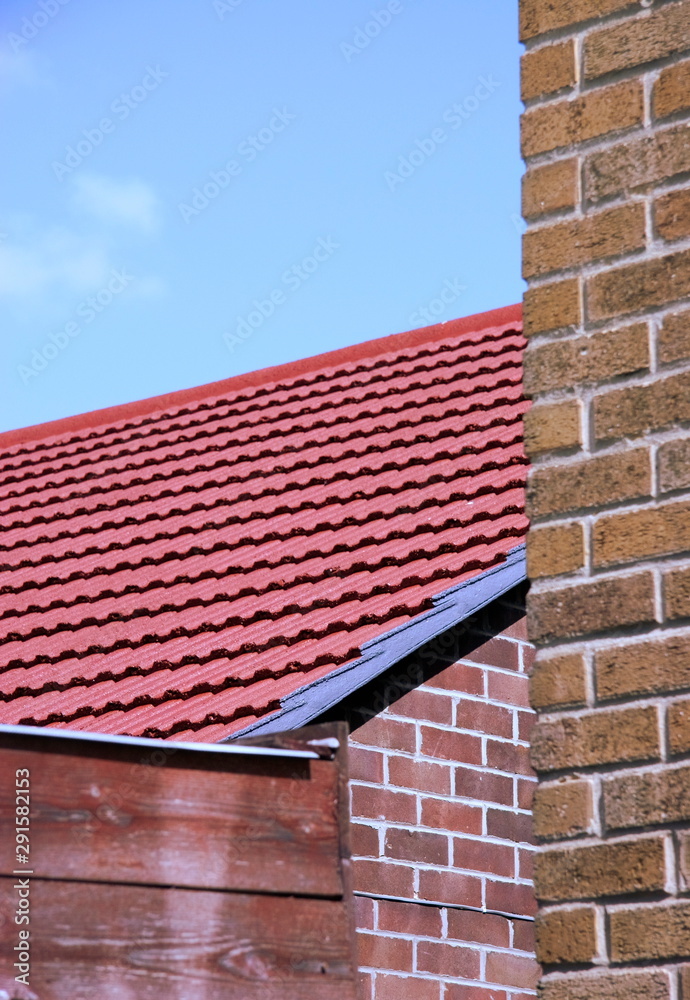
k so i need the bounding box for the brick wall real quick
[341,592,539,998]
[520,0,690,996]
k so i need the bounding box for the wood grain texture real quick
[0,877,358,1000]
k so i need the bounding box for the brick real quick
[519,710,537,742]
[485,951,540,990]
[584,2,690,80]
[533,780,594,841]
[420,796,482,835]
[595,370,690,440]
[487,669,531,708]
[522,158,578,220]
[588,248,690,322]
[655,59,690,119]
[348,745,385,783]
[487,807,534,844]
[530,650,587,712]
[392,688,453,725]
[455,766,513,805]
[486,739,534,777]
[527,572,657,644]
[384,827,448,866]
[351,785,416,825]
[523,278,581,337]
[655,188,690,242]
[352,822,379,857]
[610,901,690,962]
[603,763,690,829]
[682,966,690,1000]
[596,635,690,701]
[527,448,651,518]
[388,756,451,796]
[534,835,667,901]
[446,987,507,1000]
[522,40,576,103]
[520,0,637,41]
[357,932,413,972]
[527,523,585,579]
[531,704,659,772]
[523,322,649,394]
[514,917,536,952]
[377,898,441,938]
[523,400,581,457]
[681,832,690,885]
[455,700,513,739]
[453,836,514,877]
[666,565,690,619]
[358,969,373,1000]
[521,81,643,158]
[428,660,484,695]
[660,309,690,365]
[352,715,416,754]
[659,437,690,493]
[416,940,480,979]
[420,725,482,765]
[375,974,441,1000]
[670,697,690,755]
[593,499,690,567]
[536,905,598,965]
[585,123,690,203]
[417,867,482,907]
[354,894,375,930]
[464,635,520,671]
[539,969,672,1000]
[353,858,414,898]
[447,907,510,947]
[485,878,538,917]
[523,203,646,279]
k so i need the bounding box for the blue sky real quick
[0,0,524,434]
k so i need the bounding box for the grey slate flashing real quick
[227,543,527,741]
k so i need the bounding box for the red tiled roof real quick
[0,305,528,742]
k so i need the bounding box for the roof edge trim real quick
[0,303,522,450]
[228,544,527,740]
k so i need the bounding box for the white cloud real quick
[0,227,109,298]
[71,174,160,233]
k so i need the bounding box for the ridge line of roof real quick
[0,303,522,450]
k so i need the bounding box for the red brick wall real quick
[345,594,539,998]
[520,0,690,995]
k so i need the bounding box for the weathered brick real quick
[528,572,657,644]
[523,278,581,337]
[529,650,587,710]
[447,908,510,947]
[522,158,579,220]
[521,81,643,158]
[352,822,379,857]
[659,437,690,493]
[388,756,451,796]
[595,371,690,440]
[670,697,690,755]
[353,858,414,898]
[420,725,482,765]
[540,969,672,1000]
[486,739,533,777]
[524,322,649,395]
[603,764,690,829]
[655,58,690,119]
[420,795,482,835]
[357,932,414,973]
[587,248,690,322]
[534,836,667,901]
[665,565,690,620]
[455,701,513,739]
[531,704,659,772]
[655,188,690,242]
[417,940,480,979]
[584,2,690,79]
[522,40,577,102]
[486,806,534,846]
[392,688,453,725]
[660,309,690,365]
[523,401,581,457]
[351,785,416,825]
[377,899,442,938]
[610,901,690,962]
[585,123,690,202]
[523,204,646,279]
[680,832,690,886]
[520,0,638,41]
[527,448,651,519]
[352,715,416,754]
[417,867,482,907]
[596,635,690,701]
[486,878,538,916]
[348,745,385,783]
[455,766,513,805]
[452,836,514,877]
[533,780,594,840]
[528,523,585,579]
[384,827,448,866]
[485,951,540,990]
[682,966,690,1000]
[593,499,690,567]
[536,905,598,965]
[375,974,441,1000]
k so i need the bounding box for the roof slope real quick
[0,305,528,742]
